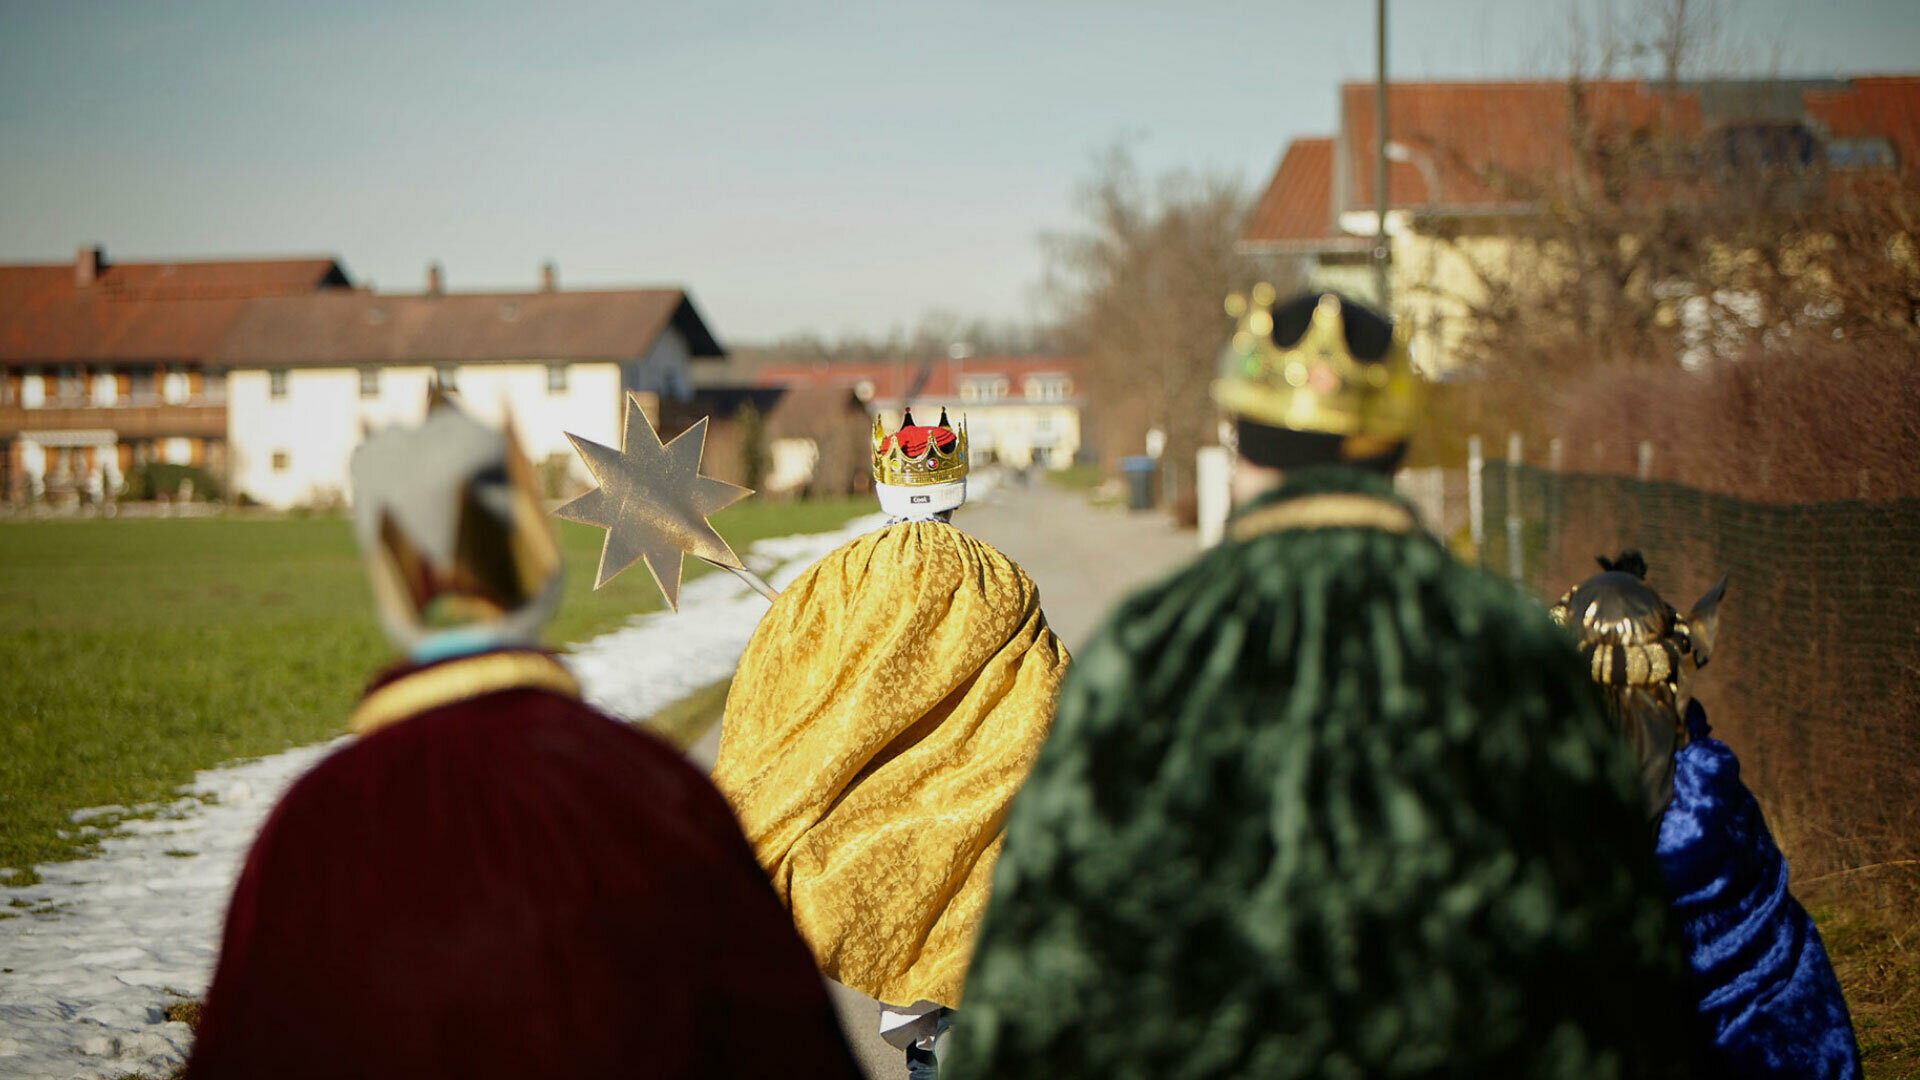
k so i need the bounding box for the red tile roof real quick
[210,288,720,365]
[1244,139,1343,250]
[0,255,350,364]
[755,357,1080,402]
[1803,76,1920,173]
[1337,79,1698,212]
[0,250,721,367]
[1243,75,1920,252]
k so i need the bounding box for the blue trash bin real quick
[1120,456,1156,510]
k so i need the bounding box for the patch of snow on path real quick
[0,513,884,1080]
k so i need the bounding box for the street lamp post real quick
[1373,0,1391,307]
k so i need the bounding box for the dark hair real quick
[1235,418,1406,474]
[1268,292,1395,360]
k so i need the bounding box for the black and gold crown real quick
[1212,287,1422,453]
[872,407,969,488]
[1548,551,1726,692]
[1548,550,1727,818]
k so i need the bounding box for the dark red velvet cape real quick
[188,660,858,1079]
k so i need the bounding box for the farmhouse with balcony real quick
[0,248,724,507]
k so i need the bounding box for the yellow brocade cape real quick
[711,521,1066,1008]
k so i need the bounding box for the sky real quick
[2,0,1916,344]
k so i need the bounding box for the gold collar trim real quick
[349,651,581,737]
[1229,493,1417,542]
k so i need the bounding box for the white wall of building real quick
[622,328,693,400]
[228,358,629,509]
[877,401,1082,471]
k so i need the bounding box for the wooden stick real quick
[1796,859,1920,889]
[720,562,780,602]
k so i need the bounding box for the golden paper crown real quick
[353,392,562,649]
[872,407,969,487]
[1212,287,1422,450]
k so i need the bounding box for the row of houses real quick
[1238,74,1920,371]
[0,248,722,507]
[0,247,1084,507]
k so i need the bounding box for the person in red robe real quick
[187,395,858,1079]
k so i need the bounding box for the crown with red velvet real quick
[871,407,969,487]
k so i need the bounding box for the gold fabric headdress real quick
[1212,288,1422,453]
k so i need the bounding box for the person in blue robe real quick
[1551,552,1861,1079]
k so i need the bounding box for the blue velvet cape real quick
[1657,702,1862,1078]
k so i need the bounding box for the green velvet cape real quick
[945,468,1694,1080]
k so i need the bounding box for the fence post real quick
[1506,433,1524,585]
[1549,437,1564,473]
[1195,446,1231,549]
[1637,441,1655,481]
[1468,434,1484,563]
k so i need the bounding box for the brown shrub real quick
[1545,345,1920,503]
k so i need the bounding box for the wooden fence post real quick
[1506,433,1524,584]
[1468,434,1484,562]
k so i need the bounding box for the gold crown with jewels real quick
[872,407,969,487]
[1212,287,1422,451]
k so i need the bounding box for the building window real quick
[269,369,289,399]
[960,375,1009,403]
[1718,122,1817,172]
[272,450,290,472]
[359,368,380,399]
[1023,375,1069,402]
[547,363,569,394]
[1827,137,1897,171]
[56,366,83,403]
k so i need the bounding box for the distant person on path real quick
[1550,552,1862,1078]
[943,290,1697,1078]
[710,407,1067,1079]
[188,393,858,1080]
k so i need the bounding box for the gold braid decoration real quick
[349,651,581,737]
[1228,494,1417,542]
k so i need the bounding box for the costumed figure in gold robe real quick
[710,407,1067,1079]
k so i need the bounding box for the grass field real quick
[0,498,866,877]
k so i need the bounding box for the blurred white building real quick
[212,277,722,507]
[754,356,1084,474]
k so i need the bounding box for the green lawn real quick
[0,497,867,877]
[1044,461,1107,492]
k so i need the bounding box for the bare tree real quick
[1041,147,1269,492]
[1407,0,1919,460]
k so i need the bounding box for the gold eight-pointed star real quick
[554,391,751,609]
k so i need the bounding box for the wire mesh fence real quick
[1481,460,1920,883]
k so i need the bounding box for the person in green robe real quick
[943,289,1697,1079]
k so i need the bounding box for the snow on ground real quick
[0,514,884,1080]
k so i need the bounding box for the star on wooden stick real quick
[554,391,751,609]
